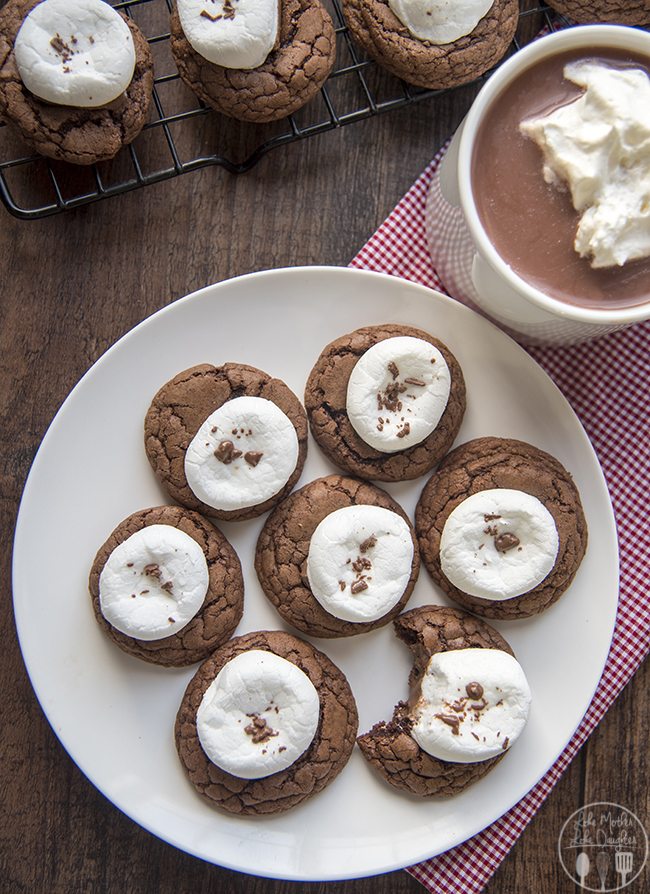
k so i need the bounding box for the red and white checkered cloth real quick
[349,149,650,894]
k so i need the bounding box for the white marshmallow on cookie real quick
[184,395,299,512]
[307,505,414,622]
[177,0,278,70]
[411,648,531,763]
[439,488,559,600]
[388,0,494,46]
[196,650,320,779]
[346,336,451,453]
[99,524,209,641]
[14,0,136,108]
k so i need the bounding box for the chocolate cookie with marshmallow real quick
[342,0,518,90]
[357,605,531,797]
[415,437,588,620]
[170,0,336,123]
[175,629,358,814]
[144,362,308,522]
[0,0,154,165]
[304,324,466,482]
[89,505,244,667]
[255,474,420,638]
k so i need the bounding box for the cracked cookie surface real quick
[415,437,588,619]
[0,0,154,165]
[170,0,335,123]
[255,474,420,638]
[175,629,358,814]
[89,505,244,667]
[342,0,518,90]
[304,324,466,482]
[357,605,513,797]
[144,362,308,521]
[546,0,650,25]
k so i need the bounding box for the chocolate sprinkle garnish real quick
[435,713,460,735]
[502,736,510,751]
[168,617,175,623]
[484,513,501,522]
[359,534,377,553]
[338,580,346,591]
[352,556,372,573]
[465,682,484,700]
[396,422,411,438]
[144,563,161,580]
[244,714,278,744]
[350,579,369,595]
[244,451,263,467]
[387,361,399,380]
[214,439,242,464]
[403,377,426,386]
[200,9,223,20]
[494,532,520,553]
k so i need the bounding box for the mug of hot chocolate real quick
[426,25,650,344]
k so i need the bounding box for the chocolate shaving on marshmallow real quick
[177,0,278,70]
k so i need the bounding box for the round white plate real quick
[13,267,618,881]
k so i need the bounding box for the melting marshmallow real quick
[411,648,531,763]
[439,488,559,601]
[346,336,451,453]
[197,650,320,779]
[184,395,299,512]
[14,0,136,108]
[99,524,209,640]
[307,505,414,622]
[388,0,494,46]
[521,61,650,268]
[177,0,278,70]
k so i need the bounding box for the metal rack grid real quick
[0,2,564,218]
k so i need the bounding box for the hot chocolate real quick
[471,48,650,310]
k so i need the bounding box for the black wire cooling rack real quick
[0,2,570,218]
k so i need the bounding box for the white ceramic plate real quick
[13,267,618,881]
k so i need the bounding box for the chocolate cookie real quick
[342,0,519,90]
[357,605,517,797]
[0,0,154,165]
[144,363,308,521]
[255,474,420,637]
[304,324,466,482]
[170,0,336,124]
[546,0,650,25]
[175,629,358,814]
[415,437,588,619]
[89,505,244,667]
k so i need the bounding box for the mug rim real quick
[458,24,650,325]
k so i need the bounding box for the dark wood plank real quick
[0,69,646,894]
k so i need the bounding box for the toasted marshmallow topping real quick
[411,648,531,763]
[184,395,299,512]
[99,524,209,640]
[388,0,494,46]
[177,0,278,70]
[14,0,136,108]
[196,650,320,778]
[521,61,650,269]
[439,488,559,600]
[346,336,451,453]
[307,504,414,622]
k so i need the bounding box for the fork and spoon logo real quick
[558,803,647,891]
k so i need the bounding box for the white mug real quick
[426,25,650,345]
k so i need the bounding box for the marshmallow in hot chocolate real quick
[411,647,531,763]
[196,650,320,778]
[99,524,209,640]
[439,488,559,600]
[388,0,494,45]
[177,0,278,70]
[184,395,299,512]
[13,0,136,108]
[306,504,414,622]
[346,336,451,453]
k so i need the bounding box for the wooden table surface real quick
[1,47,648,894]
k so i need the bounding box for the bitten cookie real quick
[0,0,154,165]
[546,1,650,26]
[415,437,588,620]
[255,474,420,638]
[175,630,358,814]
[342,0,519,90]
[304,324,466,482]
[144,363,308,521]
[89,505,244,667]
[357,605,531,797]
[170,0,336,123]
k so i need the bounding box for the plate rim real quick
[12,265,619,881]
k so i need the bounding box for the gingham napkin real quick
[349,150,650,894]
